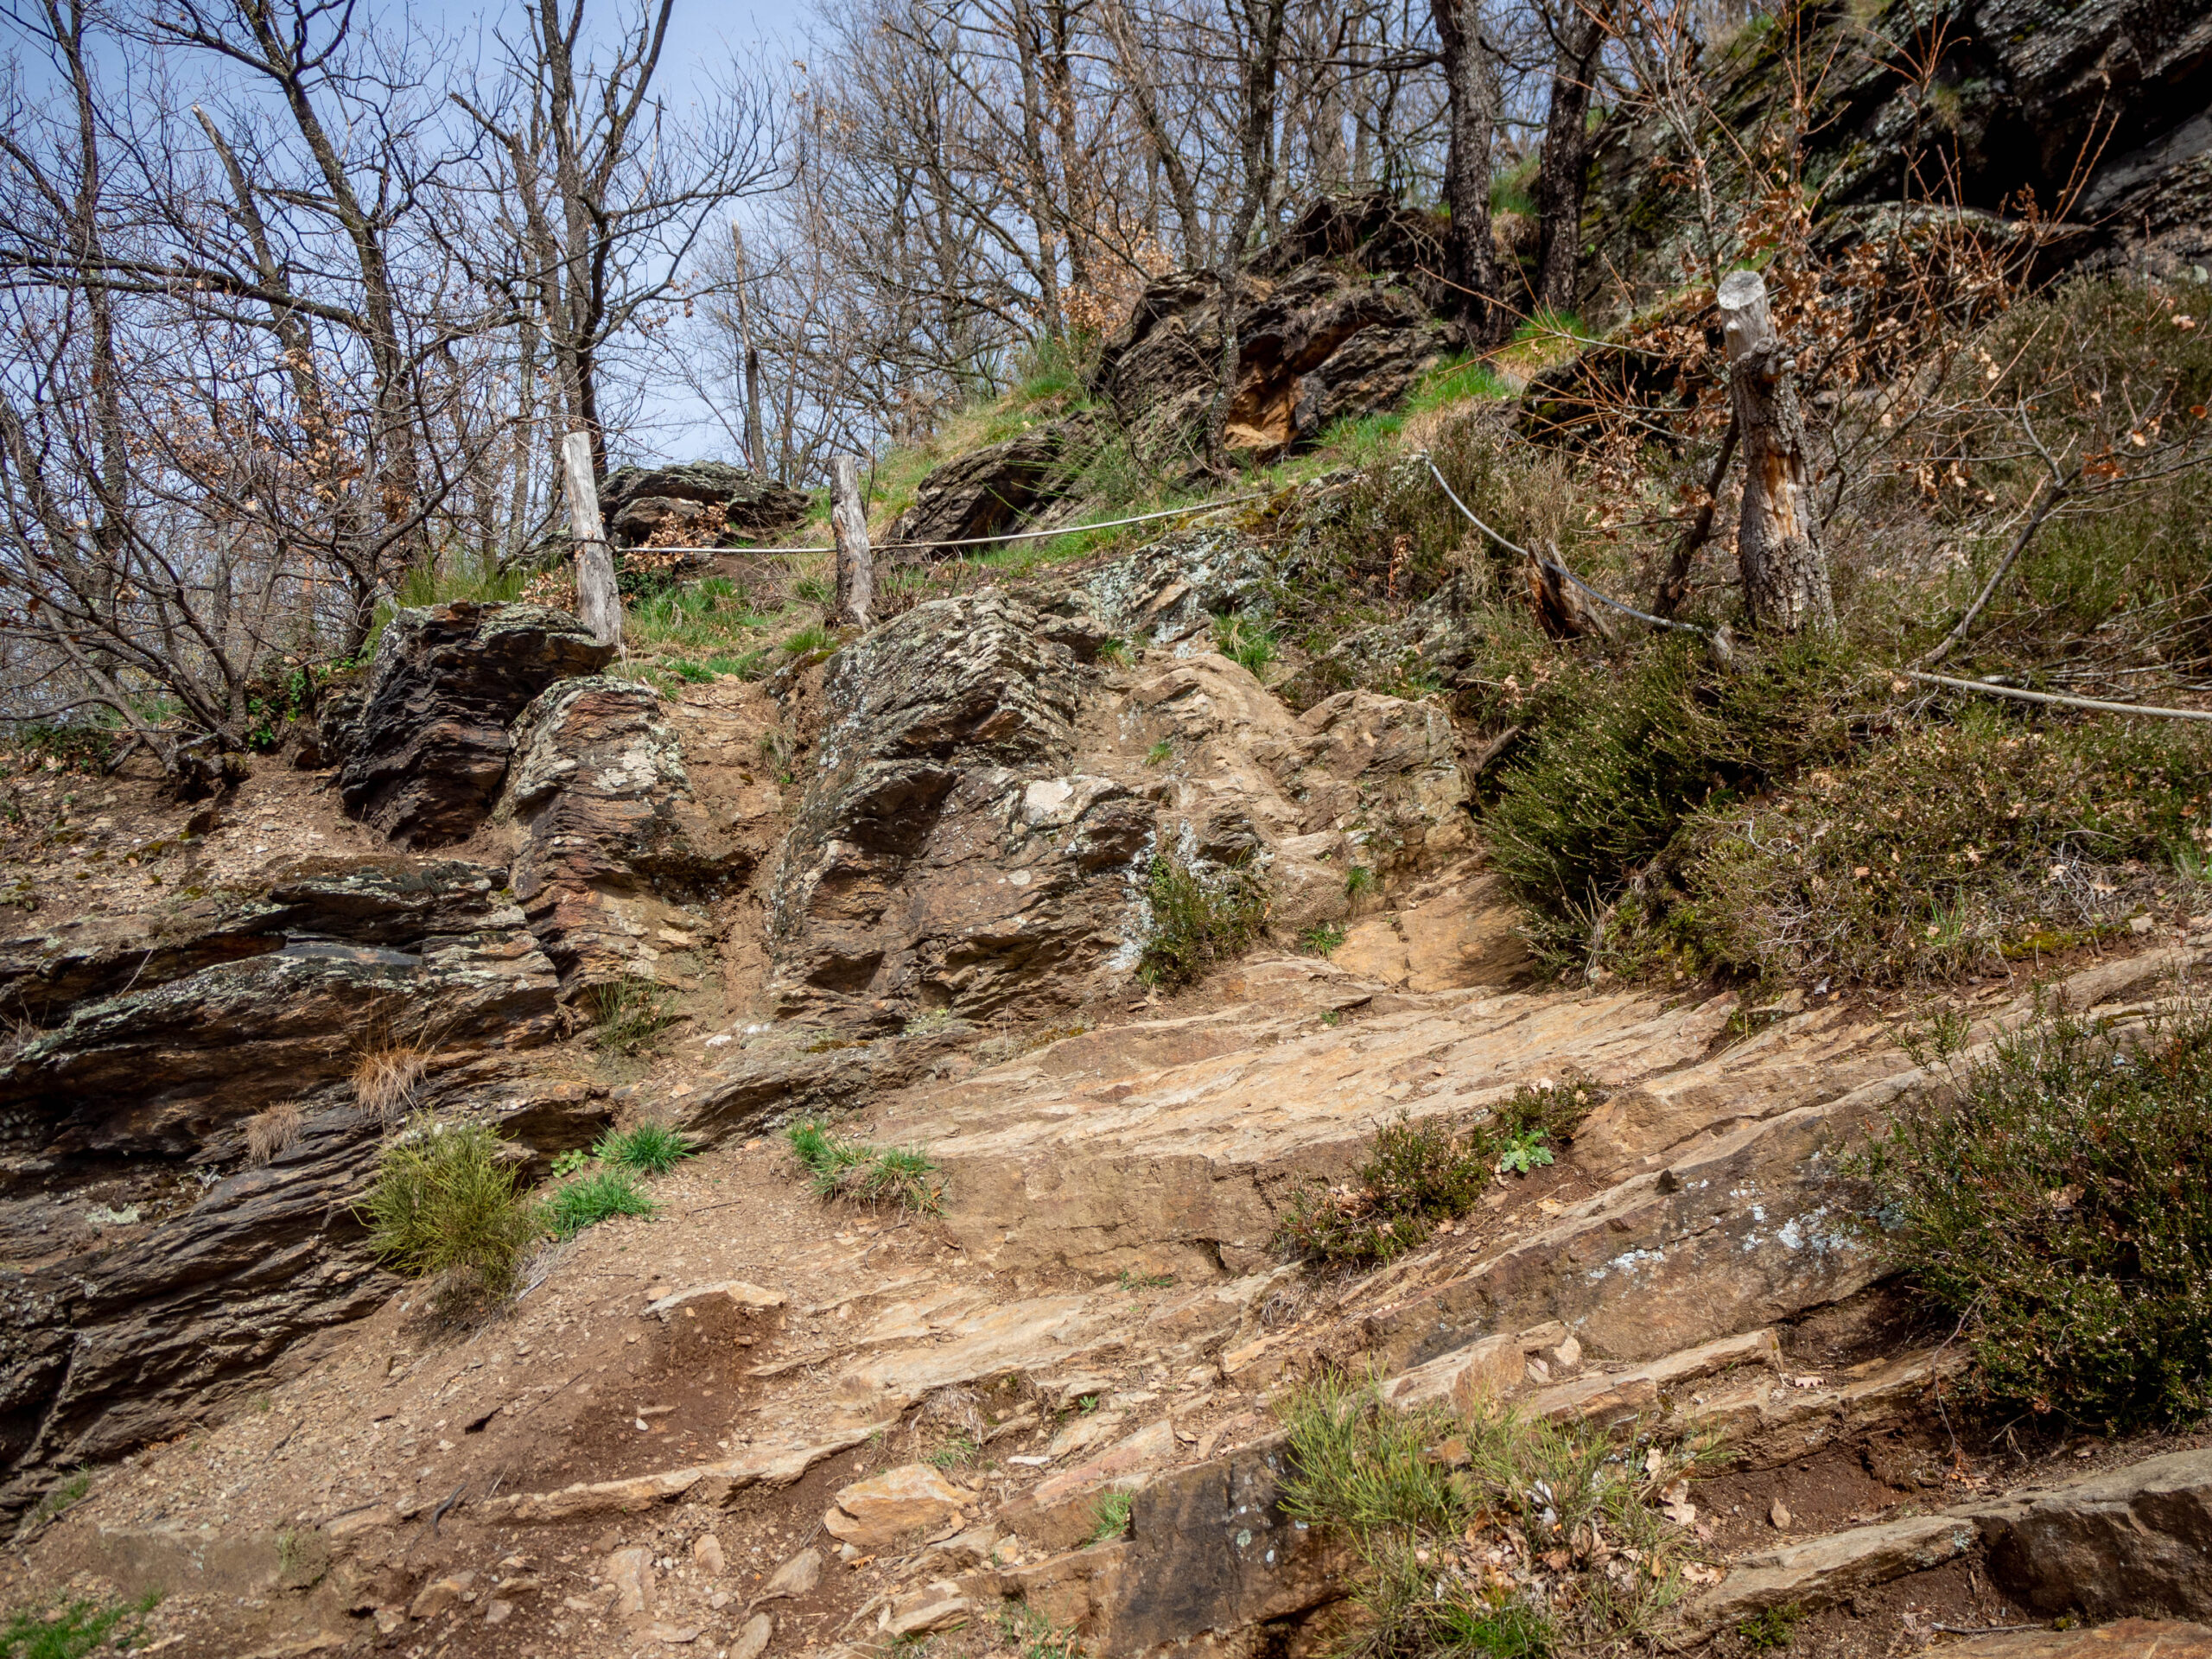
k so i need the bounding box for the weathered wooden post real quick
[1719,269,1834,634]
[561,430,623,648]
[830,453,873,631]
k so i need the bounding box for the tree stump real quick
[561,431,624,649]
[1719,270,1834,634]
[831,454,873,631]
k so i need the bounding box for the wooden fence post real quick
[561,431,624,648]
[1719,269,1834,634]
[830,454,873,631]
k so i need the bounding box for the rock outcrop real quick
[888,416,1099,554]
[1580,0,2212,319]
[600,461,810,549]
[762,581,1471,1027]
[495,677,735,995]
[338,602,615,847]
[1096,193,1459,467]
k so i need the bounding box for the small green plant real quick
[1212,613,1278,677]
[1278,1373,1689,1659]
[1138,853,1268,988]
[356,1116,542,1301]
[1090,1487,1135,1543]
[545,1167,657,1237]
[26,1469,88,1529]
[782,623,835,656]
[1320,1008,1343,1028]
[1144,739,1173,767]
[1116,1269,1174,1291]
[595,1121,692,1176]
[785,1121,944,1213]
[1855,995,2212,1430]
[1299,921,1347,955]
[928,1435,978,1470]
[549,1148,593,1179]
[590,978,678,1054]
[1736,1605,1800,1651]
[792,575,834,607]
[1076,1394,1101,1414]
[999,1603,1083,1659]
[1497,1129,1554,1176]
[1096,636,1129,665]
[1344,866,1376,899]
[0,1592,160,1658]
[1274,1114,1492,1265]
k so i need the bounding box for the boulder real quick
[822,1463,969,1550]
[599,461,810,548]
[888,416,1098,554]
[339,602,614,848]
[1979,1447,2212,1619]
[1943,1624,2212,1659]
[494,677,735,993]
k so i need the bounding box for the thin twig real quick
[1916,404,2075,667]
[1897,669,2212,721]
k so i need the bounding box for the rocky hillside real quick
[3,5,2212,1657]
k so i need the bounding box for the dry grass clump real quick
[353,1043,430,1122]
[244,1101,304,1166]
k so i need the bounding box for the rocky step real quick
[1688,1446,2212,1630]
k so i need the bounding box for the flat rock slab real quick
[1945,1622,2212,1659]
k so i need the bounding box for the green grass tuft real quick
[355,1116,542,1303]
[595,1121,692,1176]
[785,1121,944,1213]
[1090,1488,1135,1543]
[0,1592,161,1658]
[590,979,679,1054]
[545,1166,657,1237]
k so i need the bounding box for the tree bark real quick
[1204,0,1291,471]
[1533,0,1606,319]
[562,431,623,648]
[1431,0,1502,345]
[831,454,874,631]
[1719,270,1834,633]
[728,221,767,475]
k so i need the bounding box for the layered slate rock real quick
[495,676,737,993]
[338,602,615,848]
[887,416,1098,555]
[0,856,565,1480]
[763,590,1116,1025]
[1096,192,1458,466]
[1580,0,2212,319]
[600,461,810,549]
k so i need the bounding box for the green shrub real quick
[1140,854,1268,987]
[545,1166,656,1236]
[1277,1089,1597,1265]
[1277,1373,1690,1659]
[785,1121,944,1213]
[1213,613,1279,677]
[1482,638,1868,964]
[596,1121,691,1176]
[1300,922,1347,955]
[1856,996,2212,1431]
[0,1592,160,1658]
[1274,1114,1491,1264]
[1612,706,2212,987]
[356,1117,542,1300]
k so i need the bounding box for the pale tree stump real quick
[1719,270,1834,634]
[560,431,624,649]
[831,454,873,631]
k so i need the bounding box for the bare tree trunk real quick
[562,432,623,647]
[830,454,873,631]
[1430,0,1503,344]
[729,221,767,474]
[1533,0,1606,318]
[1719,270,1834,633]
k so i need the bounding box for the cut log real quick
[561,431,624,649]
[831,454,873,631]
[1719,270,1834,634]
